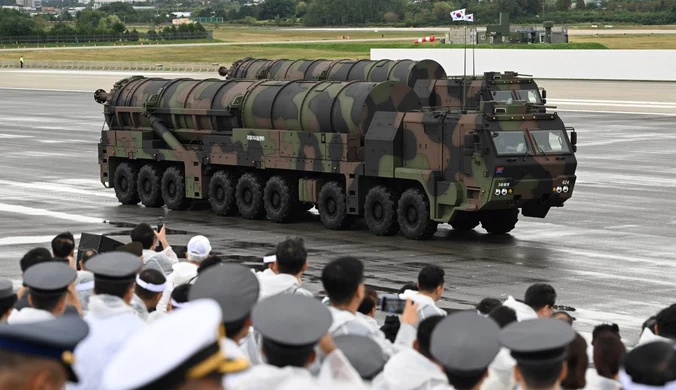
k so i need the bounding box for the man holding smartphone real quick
[130,222,178,276]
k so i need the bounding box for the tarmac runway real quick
[1,77,675,345]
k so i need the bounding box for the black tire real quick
[450,211,480,231]
[208,170,238,216]
[264,176,298,223]
[318,181,354,230]
[480,209,519,234]
[236,173,266,220]
[397,188,438,240]
[364,185,400,236]
[137,164,164,208]
[161,166,192,210]
[113,162,140,205]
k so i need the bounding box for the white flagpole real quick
[463,21,467,111]
[473,26,476,77]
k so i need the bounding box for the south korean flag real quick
[450,8,466,21]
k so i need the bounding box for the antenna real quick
[463,22,467,111]
[472,26,476,77]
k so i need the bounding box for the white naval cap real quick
[101,298,248,390]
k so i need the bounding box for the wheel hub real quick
[143,178,151,193]
[216,186,224,202]
[372,202,384,222]
[271,191,281,209]
[326,198,337,216]
[406,205,418,225]
[168,182,176,198]
[243,188,252,205]
[120,177,128,192]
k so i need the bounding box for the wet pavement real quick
[0,88,674,346]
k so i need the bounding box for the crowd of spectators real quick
[0,222,673,390]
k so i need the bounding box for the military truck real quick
[95,76,577,239]
[219,58,546,110]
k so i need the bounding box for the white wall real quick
[371,49,676,81]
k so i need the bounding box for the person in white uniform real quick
[189,263,263,372]
[257,237,313,300]
[499,318,576,390]
[227,294,365,390]
[100,299,249,390]
[156,235,211,314]
[399,265,447,325]
[0,278,17,323]
[430,312,502,390]
[8,262,77,324]
[68,252,146,390]
[130,268,167,321]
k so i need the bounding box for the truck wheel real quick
[480,209,519,234]
[364,186,399,236]
[397,188,438,240]
[450,211,480,231]
[264,175,297,223]
[236,173,266,220]
[137,164,164,208]
[161,167,192,210]
[318,181,353,230]
[113,162,140,205]
[209,170,238,216]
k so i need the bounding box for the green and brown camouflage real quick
[96,76,576,239]
[221,57,546,111]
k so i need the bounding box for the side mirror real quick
[570,131,577,145]
[541,88,547,99]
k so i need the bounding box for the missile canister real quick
[99,76,421,135]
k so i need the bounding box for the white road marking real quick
[0,179,118,199]
[0,203,104,224]
[0,234,82,246]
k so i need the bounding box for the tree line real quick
[0,7,206,40]
[193,0,676,26]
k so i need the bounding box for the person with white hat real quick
[101,299,249,390]
[156,235,211,314]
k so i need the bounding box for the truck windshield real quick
[491,90,515,103]
[530,130,572,154]
[492,131,529,155]
[517,90,541,104]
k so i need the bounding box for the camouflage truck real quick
[219,57,546,110]
[95,76,577,239]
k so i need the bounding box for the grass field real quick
[570,34,676,49]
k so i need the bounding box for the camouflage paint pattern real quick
[97,76,576,228]
[223,58,447,88]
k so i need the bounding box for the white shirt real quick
[256,273,314,301]
[142,246,178,276]
[372,349,450,390]
[227,349,364,390]
[400,290,447,325]
[7,307,54,324]
[502,296,538,321]
[156,262,198,314]
[68,295,146,390]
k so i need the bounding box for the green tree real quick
[98,15,126,34]
[432,1,453,21]
[296,1,308,18]
[260,0,298,19]
[576,0,586,8]
[556,0,572,10]
[383,11,399,22]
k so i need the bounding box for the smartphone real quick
[157,217,164,232]
[379,294,407,315]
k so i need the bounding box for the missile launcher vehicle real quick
[96,76,577,239]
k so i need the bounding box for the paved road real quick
[0,83,674,346]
